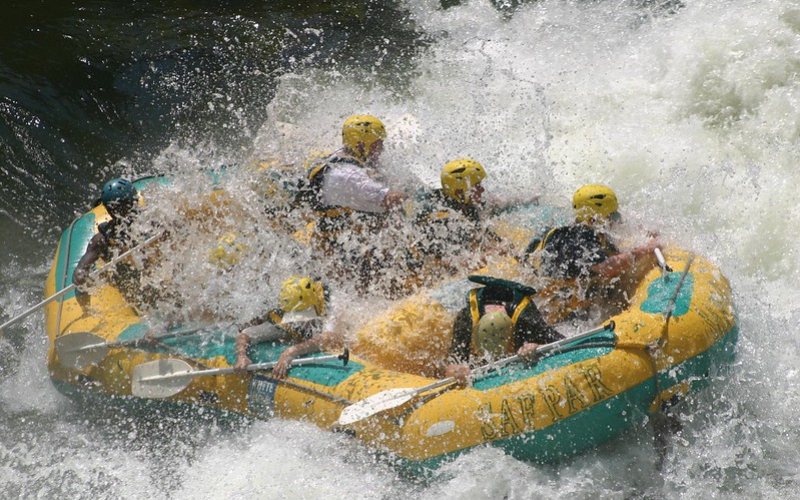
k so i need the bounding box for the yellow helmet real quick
[573,184,619,223]
[208,232,248,270]
[475,310,513,357]
[279,276,326,315]
[441,158,487,203]
[342,115,386,160]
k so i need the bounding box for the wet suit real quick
[409,189,503,283]
[449,277,563,364]
[73,214,171,311]
[527,223,619,281]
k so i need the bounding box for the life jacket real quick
[412,189,485,261]
[528,223,618,280]
[262,308,321,343]
[466,276,537,356]
[525,224,619,324]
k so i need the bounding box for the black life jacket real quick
[465,276,537,353]
[530,224,618,280]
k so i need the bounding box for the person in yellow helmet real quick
[525,184,658,321]
[294,115,410,294]
[234,276,343,378]
[298,114,406,220]
[409,159,492,272]
[438,158,488,218]
[412,158,532,267]
[443,275,564,385]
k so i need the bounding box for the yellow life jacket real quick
[467,288,533,357]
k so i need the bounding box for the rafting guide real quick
[72,178,174,311]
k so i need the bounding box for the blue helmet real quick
[100,178,138,211]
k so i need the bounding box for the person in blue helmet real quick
[73,178,154,308]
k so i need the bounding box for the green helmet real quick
[101,178,138,214]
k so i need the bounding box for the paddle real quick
[55,323,232,370]
[336,323,614,426]
[664,254,694,323]
[654,248,673,274]
[0,232,163,336]
[132,348,350,399]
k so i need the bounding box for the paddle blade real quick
[337,388,417,426]
[55,332,109,370]
[132,358,194,399]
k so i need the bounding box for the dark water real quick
[0,0,423,261]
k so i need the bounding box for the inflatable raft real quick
[44,179,738,471]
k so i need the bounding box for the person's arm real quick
[443,363,471,386]
[234,333,253,371]
[516,301,564,345]
[483,193,540,215]
[234,313,293,371]
[512,300,563,364]
[591,239,659,281]
[382,190,407,211]
[72,232,107,288]
[272,329,343,379]
[321,164,404,213]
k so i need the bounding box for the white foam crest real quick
[0,322,63,414]
[175,420,406,499]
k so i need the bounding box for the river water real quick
[2,0,800,497]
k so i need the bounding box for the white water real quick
[3,0,800,497]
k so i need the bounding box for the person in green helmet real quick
[73,177,176,311]
[443,276,564,385]
[73,178,146,306]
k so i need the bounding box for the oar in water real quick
[55,323,232,370]
[132,348,350,399]
[0,232,163,336]
[336,323,614,426]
